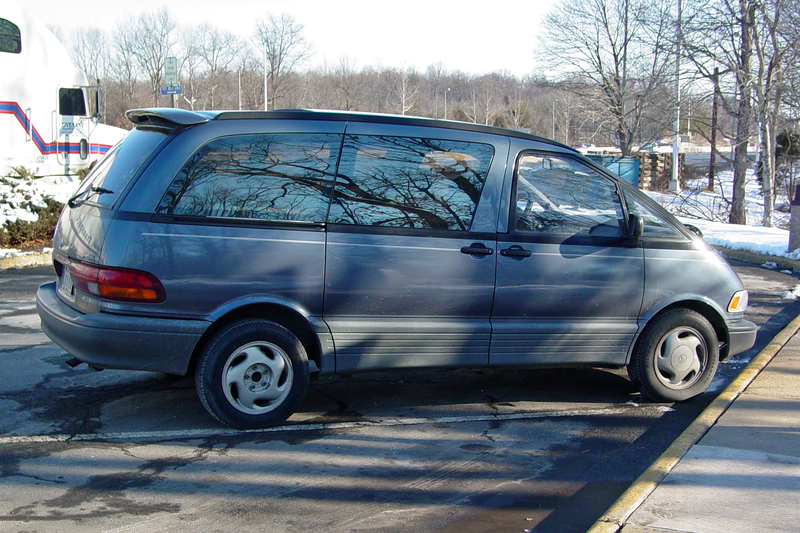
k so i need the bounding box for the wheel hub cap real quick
[655,327,706,389]
[244,363,272,393]
[222,341,293,414]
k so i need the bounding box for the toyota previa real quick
[36,109,758,428]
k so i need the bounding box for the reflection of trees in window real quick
[330,135,494,230]
[515,155,622,235]
[157,134,340,222]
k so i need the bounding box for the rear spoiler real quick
[126,108,211,129]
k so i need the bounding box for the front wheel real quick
[629,309,719,402]
[196,319,310,429]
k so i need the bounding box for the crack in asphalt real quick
[1,441,218,522]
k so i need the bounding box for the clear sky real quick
[22,0,554,77]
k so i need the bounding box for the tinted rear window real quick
[71,128,166,208]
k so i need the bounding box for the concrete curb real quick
[588,310,800,533]
[0,252,52,270]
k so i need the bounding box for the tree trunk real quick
[760,106,774,227]
[729,0,755,225]
[708,68,719,192]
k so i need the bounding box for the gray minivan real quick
[37,108,757,428]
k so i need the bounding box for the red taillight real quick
[68,261,166,303]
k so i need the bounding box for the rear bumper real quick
[36,282,210,375]
[725,318,759,360]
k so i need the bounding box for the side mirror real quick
[79,138,89,160]
[627,213,643,240]
[683,223,704,238]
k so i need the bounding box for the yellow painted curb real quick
[0,252,52,270]
[588,310,800,533]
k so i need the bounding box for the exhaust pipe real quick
[65,357,104,371]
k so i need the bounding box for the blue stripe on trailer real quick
[1,101,113,156]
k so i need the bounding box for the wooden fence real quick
[637,153,685,191]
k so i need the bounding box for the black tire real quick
[195,319,310,429]
[629,309,719,402]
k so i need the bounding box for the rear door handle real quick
[500,245,532,258]
[460,243,494,256]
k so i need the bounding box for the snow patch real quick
[779,285,800,300]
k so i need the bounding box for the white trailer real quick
[0,0,125,178]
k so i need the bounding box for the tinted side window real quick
[157,134,341,223]
[624,190,683,238]
[515,154,624,237]
[0,19,21,54]
[329,135,494,230]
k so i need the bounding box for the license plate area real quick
[57,266,76,303]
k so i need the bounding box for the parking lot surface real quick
[0,262,797,532]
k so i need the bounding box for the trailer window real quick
[0,19,21,54]
[59,88,87,116]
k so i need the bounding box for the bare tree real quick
[393,68,420,115]
[176,28,203,110]
[194,24,245,109]
[538,0,675,156]
[752,0,800,226]
[255,13,312,109]
[681,0,756,224]
[110,26,140,116]
[69,28,109,83]
[120,8,177,106]
[332,57,361,110]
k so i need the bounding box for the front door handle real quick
[500,245,532,258]
[460,243,494,256]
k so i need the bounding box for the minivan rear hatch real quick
[55,119,177,267]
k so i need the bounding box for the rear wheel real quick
[196,319,309,429]
[630,309,719,402]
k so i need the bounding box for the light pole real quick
[444,87,450,120]
[552,99,558,140]
[238,66,242,110]
[670,0,682,193]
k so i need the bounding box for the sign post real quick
[165,57,178,108]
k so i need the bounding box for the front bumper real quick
[36,282,210,375]
[725,318,759,360]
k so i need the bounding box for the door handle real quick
[460,243,494,256]
[500,245,532,258]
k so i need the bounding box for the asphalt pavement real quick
[590,312,800,533]
[2,256,799,532]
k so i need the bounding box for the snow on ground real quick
[0,175,79,258]
[0,175,77,224]
[1,163,798,262]
[677,218,797,259]
[645,168,797,260]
